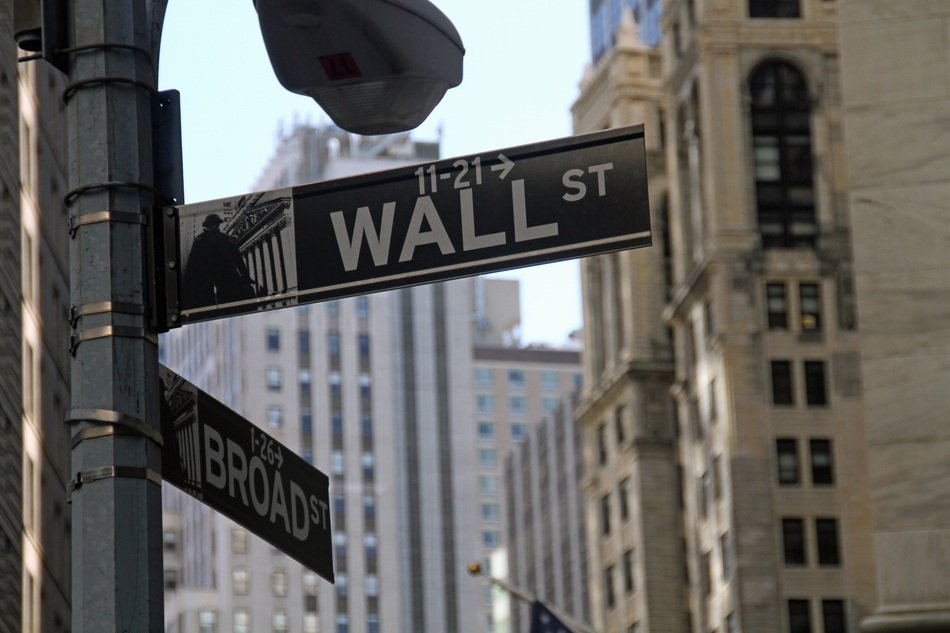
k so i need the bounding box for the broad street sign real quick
[168,125,650,324]
[160,365,333,582]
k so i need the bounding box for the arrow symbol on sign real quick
[490,153,514,180]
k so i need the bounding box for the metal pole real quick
[467,563,599,633]
[66,1,167,631]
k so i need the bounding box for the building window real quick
[479,448,496,468]
[600,494,611,535]
[481,503,499,522]
[361,452,375,480]
[302,409,313,434]
[614,405,626,445]
[266,367,282,391]
[597,423,608,465]
[542,397,560,414]
[298,368,311,395]
[771,360,794,405]
[816,518,841,566]
[266,327,280,351]
[164,569,178,590]
[298,330,310,355]
[335,614,349,633]
[358,333,371,359]
[232,528,247,554]
[478,422,495,441]
[198,610,217,633]
[328,331,340,356]
[623,549,636,594]
[509,396,526,416]
[750,0,801,18]
[510,422,526,442]
[479,475,497,494]
[475,367,493,387]
[810,439,835,485]
[303,615,318,633]
[482,530,500,548]
[272,569,287,596]
[365,574,378,597]
[357,295,369,319]
[822,600,847,633]
[804,361,828,406]
[720,531,733,580]
[507,369,525,388]
[272,610,289,633]
[266,405,283,429]
[777,438,800,485]
[361,413,373,440]
[619,478,630,521]
[788,599,812,633]
[331,450,344,475]
[767,282,788,329]
[232,567,250,594]
[799,283,821,331]
[234,610,250,633]
[476,394,494,414]
[604,565,616,609]
[700,551,711,596]
[782,518,806,565]
[540,370,558,390]
[750,61,815,248]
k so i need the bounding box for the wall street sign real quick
[168,125,650,324]
[160,365,334,582]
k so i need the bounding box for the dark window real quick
[597,424,608,465]
[600,495,611,535]
[750,0,801,18]
[298,330,310,355]
[804,361,828,406]
[800,283,821,332]
[788,599,812,633]
[771,360,794,405]
[301,410,313,434]
[619,478,630,521]
[361,414,373,440]
[777,438,800,485]
[782,518,806,565]
[604,565,616,609]
[822,600,847,633]
[700,551,711,597]
[623,549,635,594]
[328,332,341,356]
[767,282,789,329]
[720,532,733,580]
[356,296,369,319]
[358,334,371,359]
[614,405,626,445]
[266,328,280,351]
[810,439,834,485]
[750,62,815,248]
[816,518,840,566]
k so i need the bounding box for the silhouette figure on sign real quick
[182,213,256,309]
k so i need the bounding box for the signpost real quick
[159,365,334,582]
[164,124,651,325]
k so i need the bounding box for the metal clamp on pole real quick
[69,325,159,356]
[66,408,164,448]
[67,209,148,237]
[68,465,162,495]
[68,301,145,327]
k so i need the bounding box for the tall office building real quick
[472,341,583,633]
[503,394,590,633]
[1,11,72,633]
[575,2,878,632]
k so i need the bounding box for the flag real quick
[530,600,574,633]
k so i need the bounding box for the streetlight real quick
[14,0,463,631]
[255,0,464,135]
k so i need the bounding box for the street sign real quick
[160,365,334,582]
[169,125,650,324]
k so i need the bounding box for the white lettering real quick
[248,455,270,517]
[290,480,310,541]
[310,496,330,530]
[269,470,291,533]
[460,188,506,251]
[330,203,395,271]
[204,426,226,490]
[226,438,249,506]
[561,168,586,202]
[589,162,614,196]
[513,179,558,242]
[398,196,456,262]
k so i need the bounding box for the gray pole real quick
[66,1,167,631]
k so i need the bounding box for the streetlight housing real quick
[254,0,464,135]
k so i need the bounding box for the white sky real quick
[159,1,590,346]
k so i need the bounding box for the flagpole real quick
[466,563,600,633]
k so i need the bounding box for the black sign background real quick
[160,366,334,582]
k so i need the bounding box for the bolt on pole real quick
[66,1,166,631]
